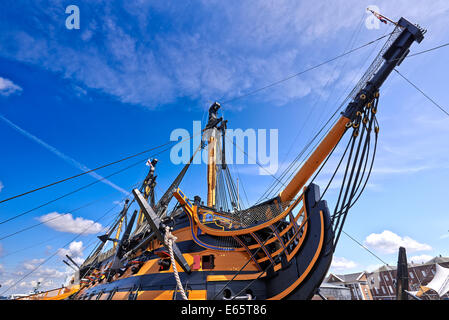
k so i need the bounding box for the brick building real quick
[324,256,449,300]
[367,256,449,300]
[326,272,373,300]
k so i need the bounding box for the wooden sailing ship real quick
[17,15,425,301]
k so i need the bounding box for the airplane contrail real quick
[0,114,130,195]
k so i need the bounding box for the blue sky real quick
[0,0,449,295]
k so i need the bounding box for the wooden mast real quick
[207,130,217,207]
[205,102,223,208]
[137,159,157,225]
[279,17,424,203]
[113,216,124,249]
[279,116,350,202]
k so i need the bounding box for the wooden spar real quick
[111,209,138,270]
[279,116,350,203]
[137,184,150,225]
[205,102,222,208]
[137,159,157,225]
[279,17,425,203]
[207,129,217,207]
[113,216,124,249]
[133,188,191,273]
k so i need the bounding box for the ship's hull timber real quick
[16,285,80,300]
[72,183,333,300]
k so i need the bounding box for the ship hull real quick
[72,183,333,300]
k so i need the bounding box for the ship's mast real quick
[136,158,158,226]
[207,131,217,207]
[396,247,409,300]
[113,216,124,250]
[279,17,425,203]
[204,102,223,208]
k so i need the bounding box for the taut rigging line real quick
[0,179,144,241]
[0,202,120,296]
[0,139,187,225]
[221,32,396,104]
[394,68,449,117]
[0,134,196,206]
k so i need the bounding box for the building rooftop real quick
[327,272,366,283]
[358,256,449,274]
[369,265,396,273]
[320,282,350,290]
[423,256,449,265]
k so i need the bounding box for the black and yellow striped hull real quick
[72,183,333,300]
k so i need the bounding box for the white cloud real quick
[23,258,45,271]
[35,268,66,278]
[409,254,433,264]
[364,230,432,254]
[0,181,3,193]
[2,258,72,295]
[0,243,3,257]
[57,241,85,265]
[0,0,447,112]
[331,256,358,271]
[22,258,66,278]
[371,165,431,175]
[37,212,105,235]
[7,277,62,294]
[0,1,432,109]
[2,279,15,287]
[0,0,448,112]
[0,76,22,96]
[365,263,384,272]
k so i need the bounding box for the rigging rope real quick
[232,163,250,208]
[394,69,449,117]
[0,134,196,226]
[332,97,379,248]
[221,32,396,105]
[0,200,119,296]
[402,42,449,60]
[0,181,144,299]
[164,226,188,300]
[341,230,402,297]
[258,26,397,202]
[214,97,380,299]
[0,185,133,241]
[224,134,287,188]
[0,132,199,206]
[170,25,448,303]
[225,208,319,300]
[211,230,275,300]
[256,109,341,204]
[0,204,121,260]
[0,155,147,225]
[5,26,448,300]
[280,12,366,172]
